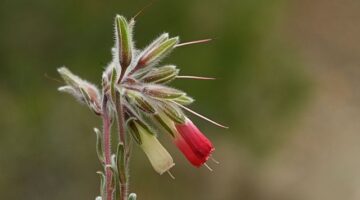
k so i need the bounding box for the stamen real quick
[176,75,216,80]
[174,102,229,129]
[175,38,212,48]
[210,156,220,164]
[167,170,175,179]
[204,163,213,171]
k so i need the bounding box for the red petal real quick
[174,119,214,167]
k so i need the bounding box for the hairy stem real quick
[102,95,113,200]
[115,91,129,200]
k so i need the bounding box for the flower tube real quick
[174,118,215,167]
[128,119,175,174]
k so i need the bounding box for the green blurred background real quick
[1,0,360,199]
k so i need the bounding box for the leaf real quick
[96,171,106,199]
[116,143,126,183]
[94,128,104,164]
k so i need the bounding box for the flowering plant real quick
[57,14,226,200]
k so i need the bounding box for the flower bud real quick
[115,15,133,78]
[58,67,101,115]
[127,119,175,174]
[141,65,179,84]
[58,86,82,101]
[172,95,194,105]
[136,36,179,69]
[57,67,82,87]
[144,85,185,99]
[79,86,102,115]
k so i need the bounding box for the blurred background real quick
[0,0,360,199]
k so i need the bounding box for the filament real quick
[204,163,213,172]
[167,170,175,179]
[210,156,220,164]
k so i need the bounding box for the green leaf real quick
[110,155,120,200]
[116,143,126,182]
[96,171,106,199]
[110,68,117,103]
[94,128,104,164]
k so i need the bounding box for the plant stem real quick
[102,95,113,200]
[115,91,129,200]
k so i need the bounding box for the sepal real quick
[126,118,143,145]
[136,36,179,69]
[115,15,133,75]
[144,85,185,99]
[159,102,186,124]
[172,95,194,105]
[126,90,156,114]
[141,65,179,84]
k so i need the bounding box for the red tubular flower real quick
[174,118,214,167]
